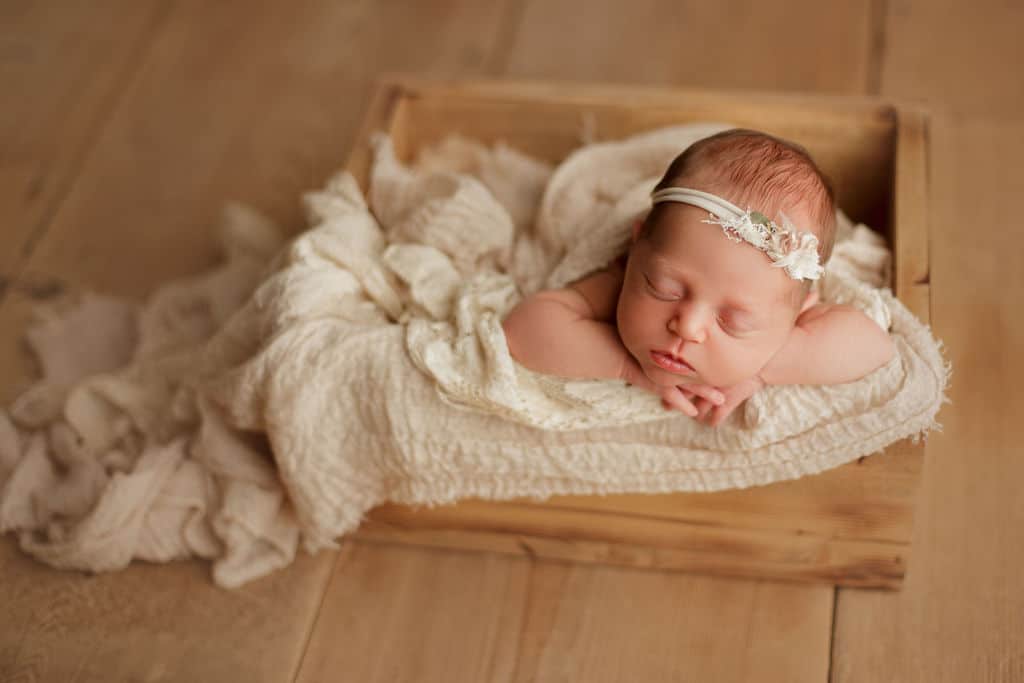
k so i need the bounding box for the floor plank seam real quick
[484,0,527,76]
[289,545,349,683]
[827,585,839,682]
[866,0,889,94]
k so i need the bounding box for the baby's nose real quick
[667,309,707,343]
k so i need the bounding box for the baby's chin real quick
[642,358,756,390]
[642,363,712,388]
[629,347,739,388]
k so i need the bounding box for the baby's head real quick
[617,128,837,389]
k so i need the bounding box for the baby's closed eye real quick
[641,270,763,337]
[717,311,759,336]
[643,274,683,300]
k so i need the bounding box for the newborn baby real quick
[502,128,896,426]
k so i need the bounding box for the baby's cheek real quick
[701,345,763,388]
[615,300,645,345]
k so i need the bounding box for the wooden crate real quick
[348,76,931,590]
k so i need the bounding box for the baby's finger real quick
[662,389,698,417]
[679,384,725,406]
[696,398,714,421]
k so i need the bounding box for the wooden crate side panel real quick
[354,502,906,589]
[893,108,932,324]
[345,81,406,194]
[348,78,903,244]
[520,440,922,543]
[392,92,895,228]
[384,75,898,120]
[364,437,922,544]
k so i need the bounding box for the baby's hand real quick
[620,355,725,417]
[659,383,726,418]
[680,376,765,427]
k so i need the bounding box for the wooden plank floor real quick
[1,1,1019,681]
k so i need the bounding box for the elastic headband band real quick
[649,186,824,281]
[650,187,746,219]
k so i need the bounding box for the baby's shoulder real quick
[566,256,626,322]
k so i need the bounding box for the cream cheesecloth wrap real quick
[0,124,949,588]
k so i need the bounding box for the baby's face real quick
[616,203,808,389]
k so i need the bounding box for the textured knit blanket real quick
[0,124,949,588]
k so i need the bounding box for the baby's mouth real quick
[649,350,697,376]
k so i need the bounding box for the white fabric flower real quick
[701,209,823,281]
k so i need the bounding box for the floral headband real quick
[649,187,824,281]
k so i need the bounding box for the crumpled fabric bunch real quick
[0,124,949,588]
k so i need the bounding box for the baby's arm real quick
[501,286,634,382]
[502,265,633,381]
[759,303,897,387]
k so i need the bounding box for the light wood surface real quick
[0,0,168,279]
[296,542,832,682]
[501,0,876,93]
[1,1,1017,681]
[830,0,1024,675]
[0,538,333,682]
[832,116,1024,683]
[879,0,1024,117]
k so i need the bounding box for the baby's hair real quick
[643,128,838,305]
